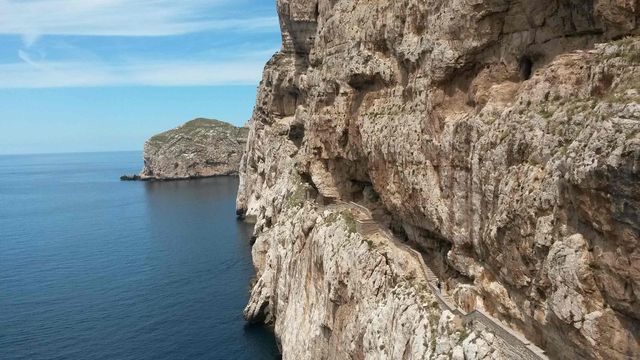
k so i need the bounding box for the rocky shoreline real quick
[119,174,142,181]
[119,174,236,182]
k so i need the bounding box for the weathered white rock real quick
[238,1,640,359]
[452,346,465,360]
[140,118,248,180]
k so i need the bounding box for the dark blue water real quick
[0,152,279,360]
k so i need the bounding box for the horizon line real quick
[0,149,143,157]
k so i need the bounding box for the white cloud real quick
[0,0,279,39]
[0,0,280,88]
[0,58,268,88]
[17,50,38,66]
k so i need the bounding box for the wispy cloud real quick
[0,0,279,40]
[0,58,269,88]
[0,0,280,88]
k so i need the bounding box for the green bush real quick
[325,210,358,234]
[342,211,358,234]
[287,180,307,207]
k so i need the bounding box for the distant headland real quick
[121,118,248,181]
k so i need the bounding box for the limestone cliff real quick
[140,118,248,180]
[237,1,640,359]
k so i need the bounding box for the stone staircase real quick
[418,255,457,306]
[319,200,548,360]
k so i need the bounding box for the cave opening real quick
[519,55,533,81]
[288,121,305,148]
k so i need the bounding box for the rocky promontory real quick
[237,1,640,359]
[136,118,248,180]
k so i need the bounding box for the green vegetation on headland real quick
[148,118,244,146]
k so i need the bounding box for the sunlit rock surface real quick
[238,1,640,359]
[141,118,248,180]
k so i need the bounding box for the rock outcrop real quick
[140,118,248,180]
[237,1,640,359]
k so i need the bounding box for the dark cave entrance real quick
[519,55,534,81]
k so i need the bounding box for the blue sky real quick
[0,0,281,154]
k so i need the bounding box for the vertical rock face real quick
[140,118,248,180]
[238,1,640,359]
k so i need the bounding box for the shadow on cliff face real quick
[562,153,639,315]
[559,151,640,356]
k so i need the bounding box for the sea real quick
[0,151,279,360]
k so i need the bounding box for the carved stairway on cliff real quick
[325,201,548,360]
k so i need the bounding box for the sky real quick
[0,0,281,154]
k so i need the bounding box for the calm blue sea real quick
[0,152,279,360]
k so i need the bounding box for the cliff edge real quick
[139,118,248,180]
[238,1,639,359]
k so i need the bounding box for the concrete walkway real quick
[324,201,548,360]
